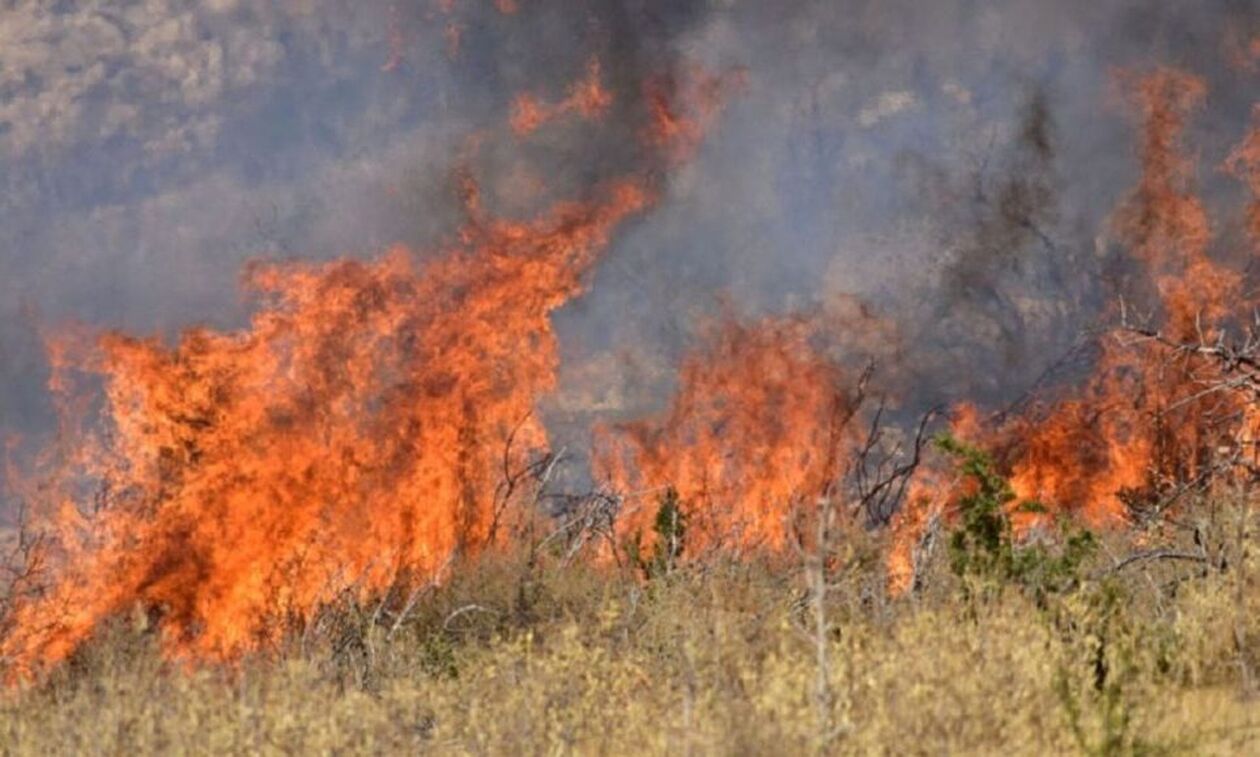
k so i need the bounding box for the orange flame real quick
[599,315,863,554]
[511,59,613,136]
[1114,68,1239,334]
[1,45,745,675]
[888,68,1256,592]
[1003,68,1242,520]
[2,181,650,674]
[642,66,748,164]
[1225,104,1260,245]
[994,68,1249,516]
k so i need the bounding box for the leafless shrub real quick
[784,365,937,749]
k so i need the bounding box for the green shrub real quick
[937,433,1096,602]
[625,487,689,579]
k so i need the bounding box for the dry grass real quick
[1,498,1258,755]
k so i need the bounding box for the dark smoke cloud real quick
[5,0,1260,493]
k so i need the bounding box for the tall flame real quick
[1000,68,1244,522]
[1114,68,1239,333]
[1,39,745,674]
[2,180,649,673]
[12,8,1259,680]
[889,68,1257,591]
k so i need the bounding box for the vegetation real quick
[0,468,1257,756]
[939,434,1098,602]
[625,487,689,579]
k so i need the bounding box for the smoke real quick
[0,0,711,443]
[552,0,1260,447]
[5,0,1260,496]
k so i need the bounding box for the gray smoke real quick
[4,0,1260,500]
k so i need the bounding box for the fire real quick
[888,67,1257,591]
[998,68,1244,523]
[1225,104,1260,245]
[381,3,408,73]
[1114,69,1239,334]
[599,315,863,554]
[1226,32,1260,73]
[643,66,748,164]
[511,59,613,137]
[886,463,952,596]
[1,181,650,674]
[884,406,986,595]
[11,0,1257,683]
[0,36,744,674]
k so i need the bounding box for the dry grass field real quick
[1,491,1257,756]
